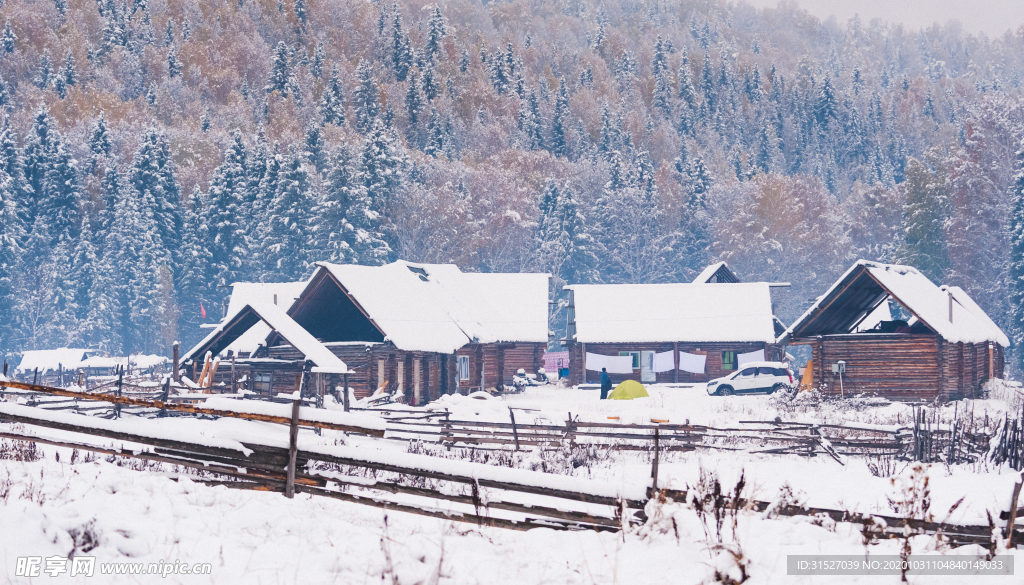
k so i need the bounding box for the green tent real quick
[608,380,650,400]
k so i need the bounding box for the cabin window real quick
[618,351,641,369]
[722,351,737,371]
[253,373,272,394]
[457,355,470,380]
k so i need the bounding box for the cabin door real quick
[640,351,656,383]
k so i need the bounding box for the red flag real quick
[200,302,206,319]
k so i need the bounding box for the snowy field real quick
[1,383,1022,584]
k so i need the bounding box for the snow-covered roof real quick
[78,354,170,370]
[566,283,777,344]
[15,348,92,374]
[692,262,740,284]
[222,281,307,356]
[782,261,1010,346]
[313,261,549,353]
[185,301,349,373]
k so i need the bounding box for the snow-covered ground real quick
[2,383,1022,584]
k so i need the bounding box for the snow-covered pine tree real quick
[12,215,57,350]
[176,186,213,345]
[353,60,380,133]
[320,64,346,125]
[2,20,15,54]
[425,7,446,60]
[311,146,360,264]
[550,78,569,158]
[1006,137,1024,371]
[390,8,412,82]
[0,167,25,352]
[311,41,325,79]
[0,118,32,230]
[207,133,248,286]
[167,46,182,77]
[41,137,81,245]
[898,152,950,284]
[129,126,182,253]
[262,151,312,280]
[266,41,290,95]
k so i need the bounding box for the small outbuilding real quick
[565,281,784,386]
[778,261,1008,401]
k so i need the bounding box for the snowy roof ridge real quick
[692,262,735,283]
[313,261,549,352]
[781,260,1009,346]
[14,348,93,374]
[184,301,349,372]
[566,282,777,343]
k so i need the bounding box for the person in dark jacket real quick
[600,368,611,399]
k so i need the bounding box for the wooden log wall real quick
[806,335,942,401]
[500,343,546,384]
[568,342,771,386]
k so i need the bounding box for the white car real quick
[706,361,795,396]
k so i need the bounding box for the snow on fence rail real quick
[3,380,1024,543]
[0,401,644,532]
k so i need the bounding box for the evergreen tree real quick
[176,186,213,343]
[293,0,307,27]
[0,118,32,229]
[42,137,81,245]
[2,20,16,54]
[207,134,248,285]
[0,168,24,352]
[425,7,446,60]
[303,121,326,173]
[263,151,311,280]
[424,109,445,157]
[167,46,182,77]
[353,60,380,133]
[898,152,950,283]
[520,89,544,150]
[34,51,53,89]
[129,126,182,252]
[404,68,424,138]
[550,78,569,158]
[311,42,325,79]
[311,146,360,263]
[266,41,290,95]
[163,18,174,46]
[390,8,413,82]
[1008,137,1024,371]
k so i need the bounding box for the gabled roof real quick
[310,261,550,353]
[183,301,349,373]
[693,262,740,284]
[566,282,777,344]
[780,261,1009,346]
[221,281,308,356]
[15,348,93,374]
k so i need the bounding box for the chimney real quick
[948,291,953,323]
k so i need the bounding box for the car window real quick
[738,368,757,377]
[773,368,788,376]
[758,367,776,375]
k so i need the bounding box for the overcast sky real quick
[741,0,1024,37]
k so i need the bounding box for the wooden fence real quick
[2,379,1023,545]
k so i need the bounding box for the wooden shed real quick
[183,261,550,404]
[564,281,785,386]
[778,261,1008,401]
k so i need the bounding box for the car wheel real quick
[719,385,734,396]
[770,383,785,395]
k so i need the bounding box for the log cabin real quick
[564,281,785,386]
[778,261,1008,401]
[182,261,550,404]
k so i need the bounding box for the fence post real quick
[509,407,521,451]
[157,377,170,418]
[32,367,38,386]
[343,372,350,412]
[115,366,123,419]
[651,426,661,495]
[1006,472,1023,547]
[285,396,301,499]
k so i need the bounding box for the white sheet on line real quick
[678,351,706,374]
[585,352,634,374]
[737,349,766,367]
[652,350,676,372]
